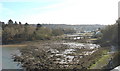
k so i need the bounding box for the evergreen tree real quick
[8,19,13,24]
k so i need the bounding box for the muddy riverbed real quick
[12,41,101,70]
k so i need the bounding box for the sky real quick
[0,0,119,25]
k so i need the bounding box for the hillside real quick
[42,24,106,32]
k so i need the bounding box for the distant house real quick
[94,30,102,38]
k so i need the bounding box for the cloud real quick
[27,2,65,14]
[18,0,118,25]
[0,0,119,25]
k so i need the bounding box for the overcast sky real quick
[0,0,119,25]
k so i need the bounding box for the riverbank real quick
[2,39,118,70]
[89,50,112,69]
[2,44,27,48]
[2,37,95,48]
[2,40,65,48]
[11,40,108,70]
[89,45,120,70]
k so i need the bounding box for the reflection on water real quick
[2,47,21,69]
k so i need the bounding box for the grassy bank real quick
[90,54,111,69]
[89,48,112,69]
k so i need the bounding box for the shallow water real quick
[2,47,22,69]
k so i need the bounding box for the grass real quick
[89,51,111,69]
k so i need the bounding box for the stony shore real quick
[11,40,108,70]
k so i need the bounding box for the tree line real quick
[2,19,75,44]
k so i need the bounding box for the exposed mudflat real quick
[12,41,101,70]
